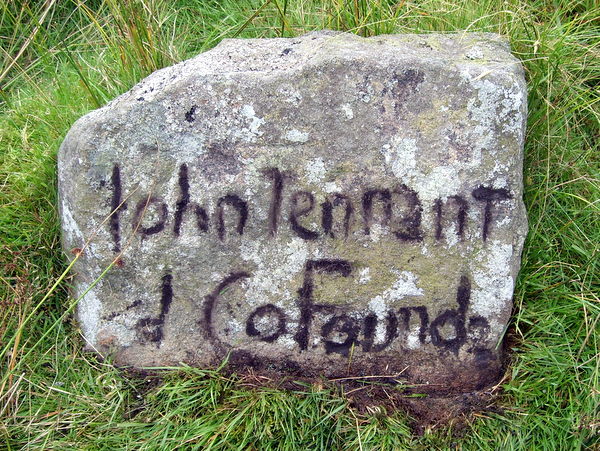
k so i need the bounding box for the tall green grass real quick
[1,0,598,448]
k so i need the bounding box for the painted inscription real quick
[126,259,492,363]
[104,163,510,363]
[108,163,512,247]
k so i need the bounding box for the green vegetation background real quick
[1,0,598,449]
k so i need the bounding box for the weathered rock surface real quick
[58,31,527,393]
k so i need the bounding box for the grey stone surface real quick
[58,31,527,392]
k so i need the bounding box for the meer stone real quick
[58,31,527,393]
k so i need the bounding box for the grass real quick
[1,0,599,448]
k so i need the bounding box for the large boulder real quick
[58,31,527,393]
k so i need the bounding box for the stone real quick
[58,31,527,394]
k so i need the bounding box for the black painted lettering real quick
[398,306,430,343]
[216,194,248,241]
[174,164,210,236]
[321,314,360,356]
[289,191,319,240]
[246,304,287,342]
[321,200,333,238]
[434,199,442,240]
[173,164,190,236]
[391,184,423,241]
[362,311,398,352]
[362,189,391,234]
[195,206,209,232]
[434,195,468,241]
[467,315,491,342]
[321,194,353,238]
[136,272,173,344]
[472,186,511,241]
[430,275,470,354]
[294,259,352,351]
[109,164,126,252]
[133,196,168,236]
[202,271,250,353]
[263,167,285,236]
